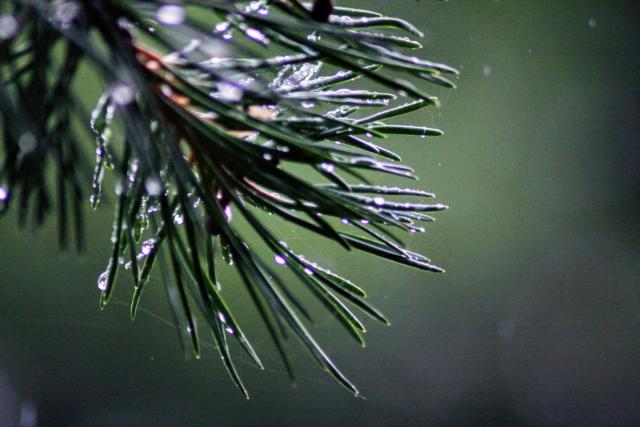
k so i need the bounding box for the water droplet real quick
[319,162,335,173]
[218,312,227,323]
[141,238,156,256]
[360,219,370,224]
[304,267,314,275]
[0,14,19,40]
[216,81,243,101]
[225,327,235,334]
[483,64,492,77]
[588,18,597,28]
[144,176,163,196]
[301,101,315,109]
[215,21,230,32]
[97,271,108,291]
[110,83,135,105]
[173,213,184,225]
[0,186,9,202]
[117,17,133,31]
[197,111,219,121]
[263,153,273,161]
[246,28,266,43]
[373,196,385,206]
[224,204,233,221]
[114,181,124,196]
[54,2,80,29]
[274,254,286,266]
[18,133,37,154]
[341,218,349,224]
[157,4,186,26]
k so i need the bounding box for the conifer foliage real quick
[0,1,457,397]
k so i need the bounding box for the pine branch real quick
[0,0,457,397]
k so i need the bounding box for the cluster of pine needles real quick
[0,0,457,397]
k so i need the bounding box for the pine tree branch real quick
[0,0,457,397]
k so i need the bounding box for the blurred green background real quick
[1,1,639,426]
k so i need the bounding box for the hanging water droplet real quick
[304,267,314,276]
[144,176,163,196]
[360,219,370,224]
[301,101,315,109]
[365,132,373,138]
[263,153,274,161]
[0,14,19,40]
[173,213,184,225]
[97,271,108,291]
[274,254,286,266]
[18,133,37,154]
[341,218,349,224]
[225,327,235,334]
[222,31,233,40]
[157,4,186,26]
[110,83,135,105]
[373,196,385,206]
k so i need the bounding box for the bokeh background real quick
[1,1,639,426]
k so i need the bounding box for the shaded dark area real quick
[1,1,639,426]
